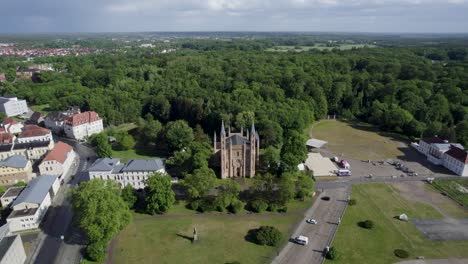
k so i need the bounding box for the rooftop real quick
[1,186,25,198]
[18,125,50,138]
[11,175,57,207]
[227,134,249,146]
[0,133,13,145]
[65,111,101,127]
[0,155,28,169]
[88,158,121,172]
[7,207,38,218]
[122,159,165,172]
[445,146,468,164]
[0,236,18,260]
[42,141,73,164]
[306,138,328,149]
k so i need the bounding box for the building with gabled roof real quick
[63,111,103,140]
[88,158,166,189]
[6,175,59,232]
[1,118,23,134]
[0,186,25,207]
[16,124,52,143]
[38,141,76,177]
[443,146,468,176]
[0,155,33,186]
[0,140,54,161]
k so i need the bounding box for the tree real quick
[165,120,194,151]
[281,131,307,172]
[89,132,112,158]
[251,199,268,213]
[118,134,136,150]
[140,115,162,144]
[71,179,131,261]
[262,146,281,172]
[253,226,282,246]
[326,247,338,260]
[148,94,171,122]
[121,184,137,209]
[183,166,216,200]
[295,172,315,199]
[144,173,175,214]
[215,180,242,210]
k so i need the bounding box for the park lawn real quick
[424,183,468,218]
[311,120,405,160]
[107,123,138,132]
[326,183,468,264]
[430,179,468,207]
[113,215,301,264]
[111,147,161,163]
[30,104,52,115]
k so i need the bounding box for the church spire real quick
[251,121,256,136]
[221,120,226,136]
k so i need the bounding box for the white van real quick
[294,235,309,245]
[337,169,352,176]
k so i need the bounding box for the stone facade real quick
[214,122,259,179]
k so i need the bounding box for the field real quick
[111,147,161,163]
[111,196,314,264]
[326,183,468,264]
[430,179,468,207]
[30,104,52,115]
[311,120,405,160]
[265,44,377,52]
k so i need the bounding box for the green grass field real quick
[311,120,406,160]
[265,44,377,52]
[326,183,468,264]
[111,147,161,163]
[30,104,52,115]
[430,179,468,207]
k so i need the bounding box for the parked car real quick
[306,219,318,224]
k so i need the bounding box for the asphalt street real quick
[272,187,350,264]
[29,139,96,264]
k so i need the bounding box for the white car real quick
[295,235,309,245]
[306,219,317,224]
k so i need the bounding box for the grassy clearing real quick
[107,123,138,132]
[430,179,468,207]
[30,104,52,115]
[326,183,468,264]
[423,184,468,218]
[113,214,302,264]
[112,147,161,163]
[265,44,377,52]
[311,120,405,160]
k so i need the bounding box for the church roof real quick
[227,134,250,146]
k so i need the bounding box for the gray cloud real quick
[0,0,466,33]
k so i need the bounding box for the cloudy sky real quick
[1,0,467,33]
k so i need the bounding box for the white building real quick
[44,107,80,134]
[443,146,468,176]
[6,175,59,232]
[16,125,53,144]
[0,97,28,117]
[1,118,23,134]
[88,158,167,189]
[0,140,54,161]
[0,223,27,264]
[0,187,24,207]
[39,141,76,178]
[63,111,103,140]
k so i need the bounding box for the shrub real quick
[254,226,282,246]
[251,200,268,213]
[267,203,279,212]
[358,220,374,229]
[348,199,357,205]
[197,199,215,212]
[86,241,106,262]
[228,200,244,214]
[278,207,288,213]
[394,249,410,259]
[326,247,338,260]
[188,200,200,210]
[14,181,26,187]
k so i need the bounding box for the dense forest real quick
[1,39,467,160]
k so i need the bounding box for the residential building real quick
[0,155,34,186]
[443,146,468,176]
[1,118,23,134]
[213,122,259,179]
[6,175,59,232]
[16,125,52,144]
[0,133,14,145]
[39,141,76,178]
[0,97,28,117]
[64,111,103,140]
[0,140,54,161]
[88,158,167,189]
[26,111,44,125]
[44,107,80,134]
[0,223,27,264]
[0,187,24,207]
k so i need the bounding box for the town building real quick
[44,107,80,134]
[0,187,25,207]
[6,175,59,232]
[88,158,167,189]
[0,223,27,264]
[64,111,103,140]
[39,141,75,177]
[16,125,53,144]
[0,97,28,117]
[213,122,259,179]
[415,137,468,176]
[0,133,14,145]
[1,118,23,134]
[26,111,44,125]
[0,155,34,186]
[0,140,54,161]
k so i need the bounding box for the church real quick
[213,121,259,179]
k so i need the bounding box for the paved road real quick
[29,139,96,264]
[272,187,350,264]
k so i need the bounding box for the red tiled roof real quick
[0,133,13,144]
[421,137,446,144]
[0,127,6,134]
[43,141,73,164]
[66,111,101,127]
[445,146,468,164]
[18,125,50,138]
[2,118,18,125]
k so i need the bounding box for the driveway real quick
[272,187,350,264]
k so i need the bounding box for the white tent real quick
[399,214,409,221]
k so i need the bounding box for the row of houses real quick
[415,137,468,176]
